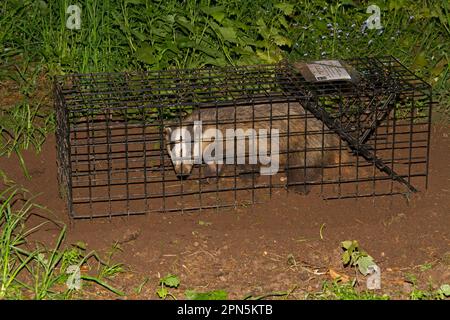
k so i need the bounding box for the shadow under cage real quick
[54,56,432,219]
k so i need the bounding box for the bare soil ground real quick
[0,124,449,299]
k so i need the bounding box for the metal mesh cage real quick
[54,56,432,219]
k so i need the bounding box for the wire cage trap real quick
[54,56,432,219]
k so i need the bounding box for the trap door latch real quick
[315,97,417,193]
[283,72,418,194]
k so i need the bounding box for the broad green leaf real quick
[175,37,221,58]
[233,46,254,55]
[194,42,222,58]
[256,18,266,28]
[163,42,180,55]
[341,240,354,250]
[135,44,157,65]
[176,16,195,34]
[255,48,282,63]
[237,55,262,66]
[274,3,294,15]
[256,49,268,62]
[157,286,168,299]
[201,6,226,23]
[227,19,249,31]
[160,274,180,288]
[176,36,196,49]
[151,28,169,38]
[273,34,292,47]
[439,284,450,296]
[258,26,271,40]
[254,39,270,49]
[431,58,448,76]
[271,27,282,36]
[413,52,427,69]
[277,15,289,29]
[185,289,228,300]
[202,57,227,67]
[131,29,147,42]
[389,0,407,11]
[218,27,237,43]
[238,36,259,47]
[357,256,375,275]
[342,251,351,265]
[36,0,49,15]
[166,14,175,24]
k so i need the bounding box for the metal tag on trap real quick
[296,60,353,82]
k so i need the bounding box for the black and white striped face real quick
[164,126,194,179]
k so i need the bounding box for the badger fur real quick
[163,102,351,194]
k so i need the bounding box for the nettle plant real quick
[123,0,296,69]
[5,0,449,85]
[26,0,298,71]
[341,240,376,276]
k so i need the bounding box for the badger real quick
[163,102,352,194]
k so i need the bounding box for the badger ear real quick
[163,128,173,158]
[163,127,172,140]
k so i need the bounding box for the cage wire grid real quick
[54,56,432,219]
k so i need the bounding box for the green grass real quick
[405,273,450,300]
[0,0,295,72]
[1,1,448,76]
[306,280,390,300]
[0,174,124,299]
[0,102,55,178]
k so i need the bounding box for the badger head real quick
[164,126,194,179]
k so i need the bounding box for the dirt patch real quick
[0,124,449,299]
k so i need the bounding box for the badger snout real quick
[176,173,190,180]
[174,164,193,180]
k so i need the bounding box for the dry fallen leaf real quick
[328,268,350,283]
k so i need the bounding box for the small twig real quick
[319,223,326,240]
